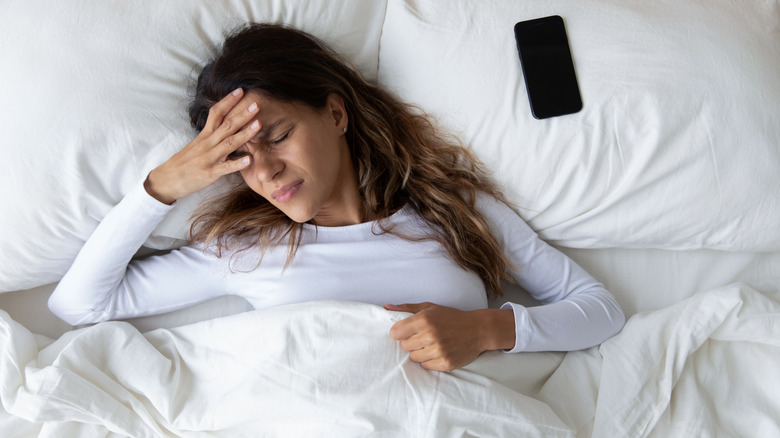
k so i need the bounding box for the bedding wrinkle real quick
[402,0,430,27]
[591,284,780,437]
[144,330,195,424]
[699,109,724,221]
[610,94,627,185]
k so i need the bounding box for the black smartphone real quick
[514,16,582,119]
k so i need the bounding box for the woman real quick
[48,23,625,372]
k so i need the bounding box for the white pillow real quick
[378,0,780,251]
[0,0,387,292]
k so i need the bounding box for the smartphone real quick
[514,16,582,119]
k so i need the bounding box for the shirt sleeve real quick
[48,180,230,326]
[475,193,625,352]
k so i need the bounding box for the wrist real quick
[476,308,516,352]
[143,170,177,205]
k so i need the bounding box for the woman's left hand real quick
[384,303,515,372]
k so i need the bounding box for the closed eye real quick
[227,149,251,161]
[271,129,291,145]
[227,126,292,160]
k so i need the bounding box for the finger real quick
[384,302,434,314]
[212,99,260,144]
[399,335,429,352]
[409,347,438,364]
[213,119,261,159]
[219,155,253,175]
[203,88,244,134]
[420,358,454,372]
[389,318,420,341]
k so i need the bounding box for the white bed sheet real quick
[557,247,780,316]
[2,284,779,437]
[538,283,780,437]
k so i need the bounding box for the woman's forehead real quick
[234,91,308,132]
[239,90,309,115]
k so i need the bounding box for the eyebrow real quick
[257,118,288,141]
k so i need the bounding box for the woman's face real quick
[230,91,361,227]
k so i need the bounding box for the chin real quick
[278,206,316,224]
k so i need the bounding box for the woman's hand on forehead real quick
[144,88,261,204]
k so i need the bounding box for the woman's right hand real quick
[144,88,260,205]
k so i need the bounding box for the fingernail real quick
[248,102,258,113]
[250,120,260,130]
[232,88,242,96]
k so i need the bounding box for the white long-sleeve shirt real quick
[48,181,625,352]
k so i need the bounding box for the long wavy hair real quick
[188,23,512,297]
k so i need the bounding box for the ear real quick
[325,93,348,132]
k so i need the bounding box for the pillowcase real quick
[0,0,387,292]
[378,0,780,251]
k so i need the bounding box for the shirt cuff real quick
[499,302,531,353]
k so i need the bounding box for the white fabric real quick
[4,0,779,294]
[0,0,388,292]
[47,181,624,353]
[378,0,780,251]
[0,302,573,437]
[537,283,780,437]
[558,246,780,317]
[3,284,779,437]
[1,1,778,433]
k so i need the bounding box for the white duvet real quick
[2,284,779,437]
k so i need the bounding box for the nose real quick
[250,150,283,182]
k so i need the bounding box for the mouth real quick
[271,179,304,203]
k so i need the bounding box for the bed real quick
[1,0,779,436]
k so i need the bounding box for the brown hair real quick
[188,23,512,297]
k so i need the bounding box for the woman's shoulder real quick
[473,190,515,218]
[472,190,538,239]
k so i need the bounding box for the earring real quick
[342,127,347,133]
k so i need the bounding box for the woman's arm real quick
[478,193,625,353]
[49,89,261,325]
[47,181,226,325]
[386,193,625,371]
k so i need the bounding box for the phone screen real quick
[514,16,582,119]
